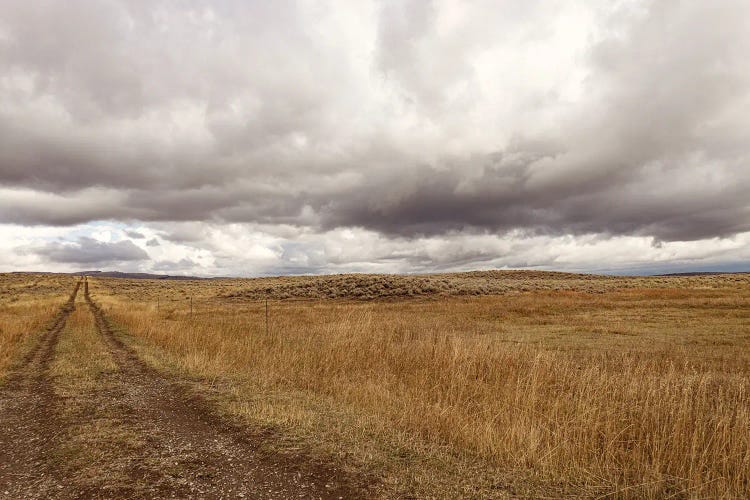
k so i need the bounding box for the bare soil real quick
[0,280,371,499]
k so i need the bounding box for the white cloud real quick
[3,219,749,276]
[1,1,749,274]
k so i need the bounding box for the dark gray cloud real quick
[125,230,145,239]
[1,0,749,248]
[26,237,148,264]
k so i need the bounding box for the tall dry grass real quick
[0,274,74,380]
[95,279,750,498]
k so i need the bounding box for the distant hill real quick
[72,271,206,280]
[657,271,750,276]
[9,268,749,282]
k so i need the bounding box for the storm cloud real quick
[1,1,749,274]
[27,237,149,264]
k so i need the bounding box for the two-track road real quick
[0,280,366,499]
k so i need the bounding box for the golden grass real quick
[90,272,750,498]
[48,292,145,492]
[0,273,75,381]
[50,296,116,390]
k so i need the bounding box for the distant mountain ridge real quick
[9,269,749,280]
[72,271,206,280]
[657,271,750,276]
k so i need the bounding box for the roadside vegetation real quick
[0,274,73,381]
[90,271,750,498]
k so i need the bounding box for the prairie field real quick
[91,271,750,498]
[1,271,749,498]
[0,274,74,381]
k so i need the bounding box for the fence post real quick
[265,296,269,336]
[190,296,193,318]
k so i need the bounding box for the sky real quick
[1,0,749,276]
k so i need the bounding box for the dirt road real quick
[0,281,367,499]
[0,282,80,497]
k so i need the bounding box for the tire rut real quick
[83,280,367,499]
[0,281,81,498]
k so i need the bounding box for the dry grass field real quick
[88,271,750,498]
[1,270,749,498]
[0,274,73,381]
